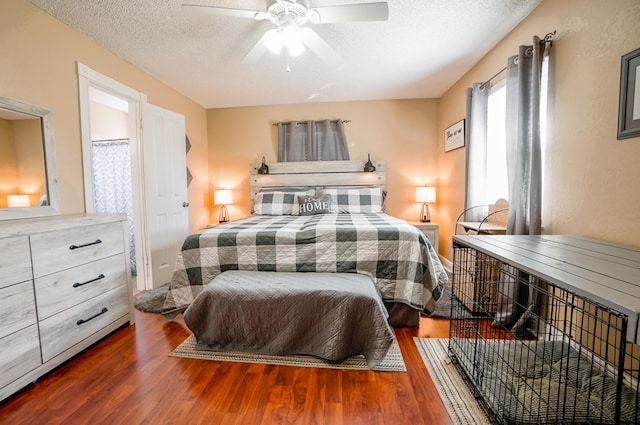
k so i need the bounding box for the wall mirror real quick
[0,96,60,220]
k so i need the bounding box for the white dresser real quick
[0,214,132,401]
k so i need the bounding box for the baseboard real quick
[439,255,453,274]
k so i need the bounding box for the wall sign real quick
[445,119,465,152]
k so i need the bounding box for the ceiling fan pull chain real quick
[286,48,291,72]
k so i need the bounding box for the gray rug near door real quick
[414,338,493,425]
[133,283,170,313]
[171,333,406,372]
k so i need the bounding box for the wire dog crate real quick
[452,250,502,314]
[450,235,640,425]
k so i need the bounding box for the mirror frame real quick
[0,96,60,220]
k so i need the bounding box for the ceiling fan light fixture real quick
[265,29,284,54]
[285,35,305,57]
[266,25,306,57]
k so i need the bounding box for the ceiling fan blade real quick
[299,28,342,67]
[311,2,389,24]
[181,3,259,20]
[241,30,275,64]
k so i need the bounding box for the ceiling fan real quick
[182,1,389,69]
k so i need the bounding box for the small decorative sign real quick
[445,119,465,152]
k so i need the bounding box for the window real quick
[277,120,350,162]
[484,55,549,205]
[486,81,508,203]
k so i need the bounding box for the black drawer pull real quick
[73,274,105,288]
[76,307,108,326]
[69,239,102,250]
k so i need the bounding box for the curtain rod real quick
[542,30,556,46]
[272,119,351,126]
[479,67,507,90]
[92,137,130,143]
[479,30,556,90]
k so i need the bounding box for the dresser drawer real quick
[31,221,125,278]
[0,281,37,340]
[0,324,41,390]
[34,254,127,320]
[39,285,129,362]
[0,236,32,289]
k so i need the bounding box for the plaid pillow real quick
[253,190,315,215]
[319,187,384,213]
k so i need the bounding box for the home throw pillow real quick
[298,194,332,216]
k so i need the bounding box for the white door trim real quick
[77,62,150,291]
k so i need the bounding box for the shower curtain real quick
[92,140,136,275]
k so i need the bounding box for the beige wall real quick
[90,101,129,141]
[438,0,640,261]
[207,99,440,223]
[1,0,209,231]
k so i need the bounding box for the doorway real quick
[87,88,137,277]
[78,62,149,291]
[77,62,190,292]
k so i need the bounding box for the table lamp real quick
[415,186,435,222]
[8,194,30,208]
[214,189,232,223]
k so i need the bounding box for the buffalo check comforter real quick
[162,213,447,316]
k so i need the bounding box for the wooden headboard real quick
[250,159,386,201]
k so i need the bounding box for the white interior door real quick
[142,103,189,288]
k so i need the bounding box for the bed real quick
[161,160,448,327]
[182,270,395,368]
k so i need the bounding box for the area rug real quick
[414,338,492,425]
[170,334,406,372]
[133,283,170,313]
[426,271,473,319]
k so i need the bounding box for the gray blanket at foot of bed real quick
[182,270,394,368]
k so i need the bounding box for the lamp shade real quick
[214,189,232,205]
[8,194,30,208]
[415,186,436,203]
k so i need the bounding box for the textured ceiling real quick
[30,0,542,109]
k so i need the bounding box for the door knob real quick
[182,202,190,208]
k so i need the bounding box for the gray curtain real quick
[505,37,546,236]
[494,36,549,334]
[463,83,490,221]
[277,119,350,161]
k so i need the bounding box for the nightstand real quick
[206,221,232,228]
[409,222,439,253]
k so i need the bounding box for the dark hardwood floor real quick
[0,311,453,425]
